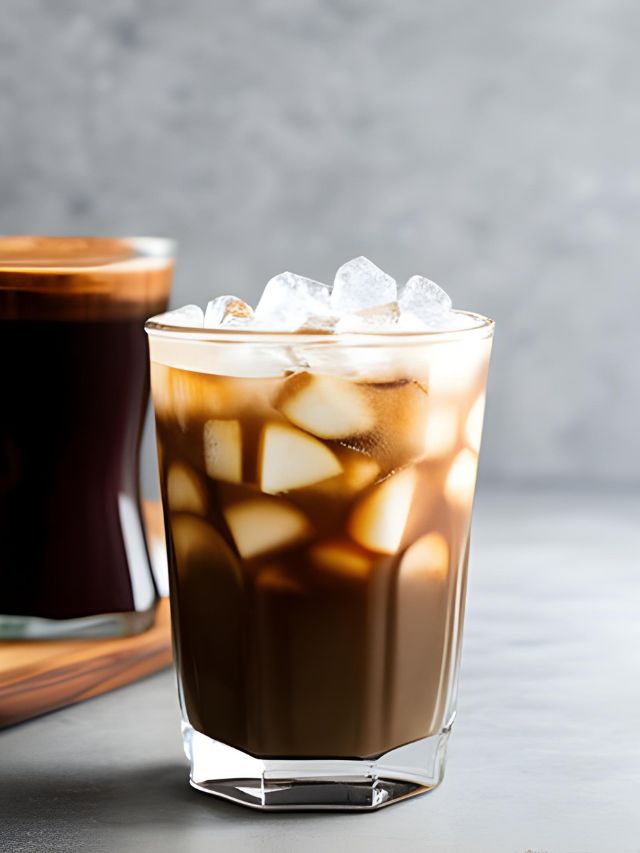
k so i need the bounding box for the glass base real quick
[186,725,450,811]
[0,605,157,639]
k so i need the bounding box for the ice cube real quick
[308,448,380,500]
[150,366,217,432]
[149,363,172,417]
[331,257,397,314]
[223,496,313,558]
[151,304,204,327]
[258,422,343,494]
[348,467,417,554]
[335,449,380,492]
[170,514,241,582]
[203,419,243,483]
[400,532,449,581]
[335,302,400,333]
[204,295,254,328]
[423,404,460,459]
[276,372,375,439]
[445,448,478,507]
[254,271,332,331]
[166,462,208,515]
[398,276,451,327]
[355,379,430,472]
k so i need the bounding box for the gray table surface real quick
[1,490,639,853]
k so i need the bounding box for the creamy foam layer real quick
[146,318,493,386]
[0,236,174,320]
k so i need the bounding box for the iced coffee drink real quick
[147,257,493,809]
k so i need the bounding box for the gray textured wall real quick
[2,0,638,490]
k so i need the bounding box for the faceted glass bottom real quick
[185,724,451,811]
[0,605,156,639]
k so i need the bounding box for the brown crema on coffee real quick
[0,236,173,321]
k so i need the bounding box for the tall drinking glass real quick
[146,314,493,810]
[0,236,174,638]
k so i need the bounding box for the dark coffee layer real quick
[0,317,155,619]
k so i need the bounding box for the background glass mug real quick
[147,313,493,811]
[0,236,174,638]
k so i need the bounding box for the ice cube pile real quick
[155,257,471,333]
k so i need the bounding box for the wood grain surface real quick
[0,502,172,728]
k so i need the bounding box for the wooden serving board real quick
[0,502,172,729]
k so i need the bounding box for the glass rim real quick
[145,309,494,346]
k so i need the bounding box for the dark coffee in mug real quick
[0,236,174,637]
